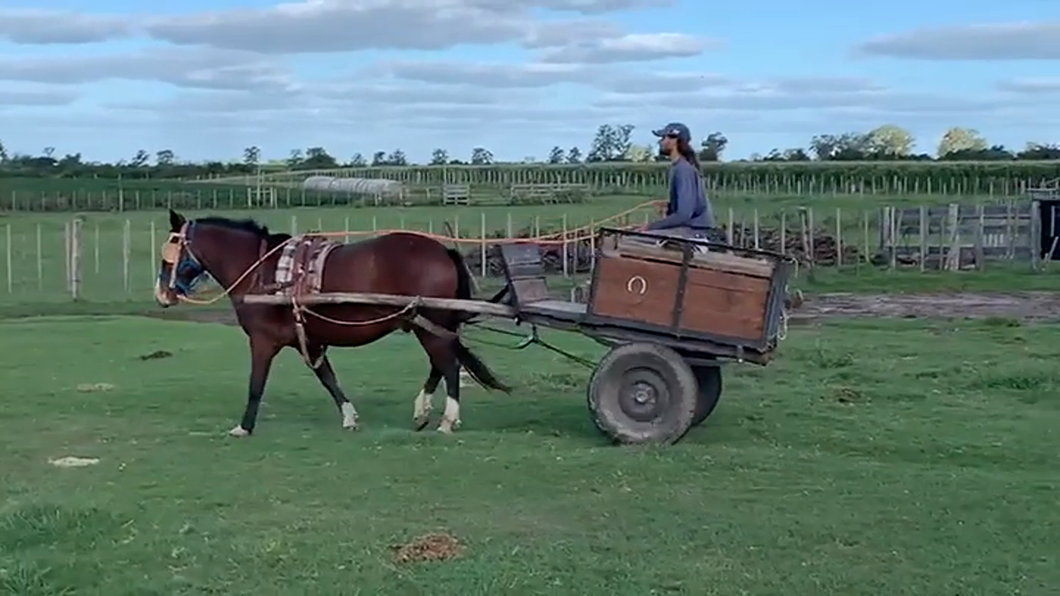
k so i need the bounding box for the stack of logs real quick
[725,223,860,266]
[459,222,858,276]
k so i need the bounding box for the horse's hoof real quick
[229,426,251,438]
[414,416,430,431]
[436,419,460,434]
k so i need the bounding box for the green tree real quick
[937,127,987,158]
[866,125,915,157]
[430,149,449,165]
[155,149,175,166]
[243,146,261,166]
[470,147,493,165]
[698,132,728,162]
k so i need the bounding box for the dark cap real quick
[652,122,691,142]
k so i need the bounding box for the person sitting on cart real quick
[640,122,720,245]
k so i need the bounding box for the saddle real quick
[270,234,340,297]
[263,234,341,369]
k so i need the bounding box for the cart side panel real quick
[499,243,550,307]
[589,255,680,328]
[678,266,772,341]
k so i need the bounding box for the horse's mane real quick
[196,216,292,250]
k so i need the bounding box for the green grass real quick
[1,315,1057,595]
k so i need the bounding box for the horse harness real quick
[163,227,459,369]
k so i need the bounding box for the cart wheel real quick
[587,342,698,445]
[691,365,723,427]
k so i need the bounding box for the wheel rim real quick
[618,366,670,422]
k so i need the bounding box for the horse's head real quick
[155,209,207,307]
[154,210,289,307]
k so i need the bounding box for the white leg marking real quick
[229,425,250,437]
[437,397,461,433]
[413,389,434,422]
[340,402,359,430]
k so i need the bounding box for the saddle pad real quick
[273,235,339,295]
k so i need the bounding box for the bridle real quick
[160,222,205,296]
[159,220,270,301]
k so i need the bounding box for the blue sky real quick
[0,0,1056,163]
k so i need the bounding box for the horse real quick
[154,209,510,437]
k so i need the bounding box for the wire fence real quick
[0,202,1049,307]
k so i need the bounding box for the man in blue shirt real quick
[643,122,719,243]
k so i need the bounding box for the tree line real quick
[0,124,1056,180]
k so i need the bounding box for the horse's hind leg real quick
[414,366,443,431]
[307,345,358,431]
[413,329,461,433]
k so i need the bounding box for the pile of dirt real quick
[390,532,464,564]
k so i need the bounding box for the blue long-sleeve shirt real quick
[646,159,715,231]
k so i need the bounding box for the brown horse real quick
[154,209,510,437]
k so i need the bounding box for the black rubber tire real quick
[587,342,699,445]
[691,365,723,427]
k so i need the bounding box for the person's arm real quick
[646,166,698,230]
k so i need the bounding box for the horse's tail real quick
[445,248,512,394]
[446,248,479,297]
[454,341,512,393]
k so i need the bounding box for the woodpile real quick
[458,222,859,276]
[724,223,859,266]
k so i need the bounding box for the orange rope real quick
[176,200,660,306]
[300,299,420,326]
[177,236,295,305]
[315,200,659,245]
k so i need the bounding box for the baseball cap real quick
[651,122,691,142]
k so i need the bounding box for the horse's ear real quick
[169,209,185,231]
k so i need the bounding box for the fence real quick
[0,201,1049,307]
[1,176,1054,212]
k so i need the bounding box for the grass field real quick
[0,192,1054,312]
[1,315,1057,595]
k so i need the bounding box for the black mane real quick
[196,216,292,249]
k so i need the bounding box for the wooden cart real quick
[244,227,792,445]
[497,227,792,445]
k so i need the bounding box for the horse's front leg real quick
[230,336,281,437]
[307,344,359,431]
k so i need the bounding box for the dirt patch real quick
[139,350,173,361]
[390,532,464,565]
[793,292,1060,322]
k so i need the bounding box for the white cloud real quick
[0,48,296,93]
[139,0,649,55]
[377,59,730,93]
[854,21,1060,60]
[0,89,77,106]
[0,9,129,44]
[538,33,718,63]
[996,78,1060,94]
[593,83,1008,115]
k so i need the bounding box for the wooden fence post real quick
[70,219,83,300]
[4,223,11,294]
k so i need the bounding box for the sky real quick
[0,0,1057,164]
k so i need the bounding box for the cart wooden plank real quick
[241,292,516,317]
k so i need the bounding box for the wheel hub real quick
[619,368,669,422]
